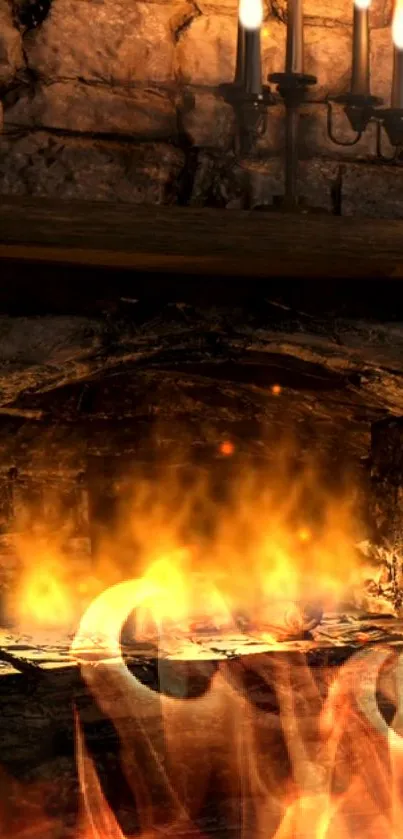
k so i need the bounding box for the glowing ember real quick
[271,384,282,396]
[219,440,235,456]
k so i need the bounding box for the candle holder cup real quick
[376,107,403,148]
[219,83,275,156]
[327,92,381,142]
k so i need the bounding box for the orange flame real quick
[70,573,403,839]
[1,452,403,839]
[5,454,363,638]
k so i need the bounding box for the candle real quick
[392,0,403,108]
[239,0,263,96]
[351,0,371,97]
[285,0,304,75]
[234,16,245,85]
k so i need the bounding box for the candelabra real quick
[221,0,403,210]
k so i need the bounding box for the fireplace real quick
[0,270,403,839]
[1,0,403,831]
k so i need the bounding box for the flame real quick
[393,0,403,50]
[239,0,263,30]
[5,452,363,637]
[354,0,371,10]
[3,452,403,839]
[70,578,403,839]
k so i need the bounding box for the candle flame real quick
[393,0,403,50]
[354,0,371,9]
[239,0,263,30]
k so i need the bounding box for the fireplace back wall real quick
[0,0,401,216]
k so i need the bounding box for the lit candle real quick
[351,0,371,97]
[234,13,245,85]
[239,0,263,96]
[285,0,304,75]
[392,0,403,108]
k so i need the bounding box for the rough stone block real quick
[255,102,393,162]
[341,163,403,218]
[189,152,339,212]
[3,82,178,139]
[272,0,350,25]
[176,14,237,84]
[370,26,393,105]
[0,133,185,203]
[194,0,271,17]
[24,0,181,84]
[176,14,285,88]
[271,0,392,27]
[180,89,235,148]
[298,103,393,161]
[304,25,352,100]
[0,0,24,85]
[255,103,283,156]
[243,157,339,212]
[261,17,286,80]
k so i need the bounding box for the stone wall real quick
[0,0,402,216]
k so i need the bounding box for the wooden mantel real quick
[1,196,403,281]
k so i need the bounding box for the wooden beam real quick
[1,196,403,279]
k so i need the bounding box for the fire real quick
[4,453,363,638]
[393,0,403,50]
[70,595,403,839]
[2,454,403,839]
